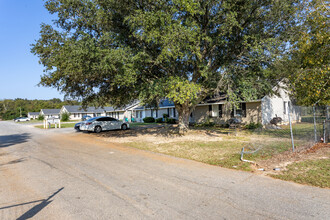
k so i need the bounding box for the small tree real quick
[38,115,44,121]
[61,112,70,122]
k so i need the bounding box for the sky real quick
[0,0,63,100]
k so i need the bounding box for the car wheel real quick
[121,124,128,130]
[94,125,102,133]
[75,126,80,132]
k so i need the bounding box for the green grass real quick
[126,138,291,172]
[34,123,76,129]
[271,159,330,188]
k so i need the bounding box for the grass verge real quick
[270,159,330,188]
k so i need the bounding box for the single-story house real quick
[191,84,301,125]
[40,109,61,119]
[60,105,110,120]
[28,112,39,120]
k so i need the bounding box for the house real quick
[60,105,109,120]
[40,109,61,119]
[191,83,301,125]
[27,112,39,120]
[126,100,178,122]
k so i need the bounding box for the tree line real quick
[0,98,79,120]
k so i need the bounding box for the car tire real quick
[121,124,128,130]
[94,125,102,133]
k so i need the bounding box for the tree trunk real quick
[175,102,191,134]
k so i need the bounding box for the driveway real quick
[0,121,329,219]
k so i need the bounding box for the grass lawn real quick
[270,159,330,188]
[35,123,76,129]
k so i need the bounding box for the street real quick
[0,121,329,219]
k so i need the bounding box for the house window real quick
[167,108,170,116]
[283,101,287,114]
[219,104,223,118]
[156,110,158,118]
[117,112,119,119]
[231,103,246,118]
[173,108,176,117]
[208,105,212,117]
[140,111,142,118]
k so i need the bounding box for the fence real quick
[242,105,329,159]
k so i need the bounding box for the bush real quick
[155,118,163,123]
[38,115,44,120]
[61,112,70,122]
[244,122,262,130]
[166,118,176,124]
[143,117,155,123]
[163,114,169,119]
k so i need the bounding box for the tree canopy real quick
[32,0,300,131]
[287,0,329,106]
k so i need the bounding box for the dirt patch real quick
[255,143,330,174]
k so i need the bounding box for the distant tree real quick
[38,114,44,121]
[32,0,300,132]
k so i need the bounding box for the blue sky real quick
[0,0,63,100]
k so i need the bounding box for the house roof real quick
[41,109,61,115]
[63,105,124,113]
[28,112,39,115]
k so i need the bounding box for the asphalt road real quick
[0,121,329,220]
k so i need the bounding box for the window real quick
[167,108,170,116]
[156,110,158,118]
[140,111,142,118]
[117,112,119,119]
[208,105,212,117]
[283,101,287,114]
[74,113,76,117]
[231,103,246,118]
[151,109,153,117]
[173,108,176,117]
[219,104,223,118]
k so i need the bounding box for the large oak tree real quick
[32,0,300,131]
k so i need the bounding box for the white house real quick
[28,112,39,120]
[60,105,108,120]
[40,109,61,119]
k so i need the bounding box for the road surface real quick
[0,121,329,219]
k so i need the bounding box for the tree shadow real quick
[92,124,183,138]
[0,133,31,148]
[0,187,64,219]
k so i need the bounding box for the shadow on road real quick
[0,187,64,219]
[0,133,31,148]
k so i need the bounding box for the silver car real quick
[79,116,129,133]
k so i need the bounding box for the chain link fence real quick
[241,105,329,160]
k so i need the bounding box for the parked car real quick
[79,116,129,133]
[14,117,30,122]
[74,122,81,131]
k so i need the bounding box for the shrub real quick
[61,112,70,122]
[166,118,176,124]
[163,114,169,119]
[155,118,163,123]
[37,115,44,120]
[143,117,155,123]
[244,122,262,130]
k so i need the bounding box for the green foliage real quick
[61,112,70,122]
[38,114,44,121]
[163,114,169,119]
[0,98,79,120]
[155,118,163,123]
[287,0,329,106]
[165,118,176,124]
[244,122,262,130]
[143,117,155,123]
[32,0,300,129]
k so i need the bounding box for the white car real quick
[14,117,30,122]
[79,116,129,133]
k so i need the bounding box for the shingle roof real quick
[28,112,39,116]
[63,105,124,113]
[41,109,61,115]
